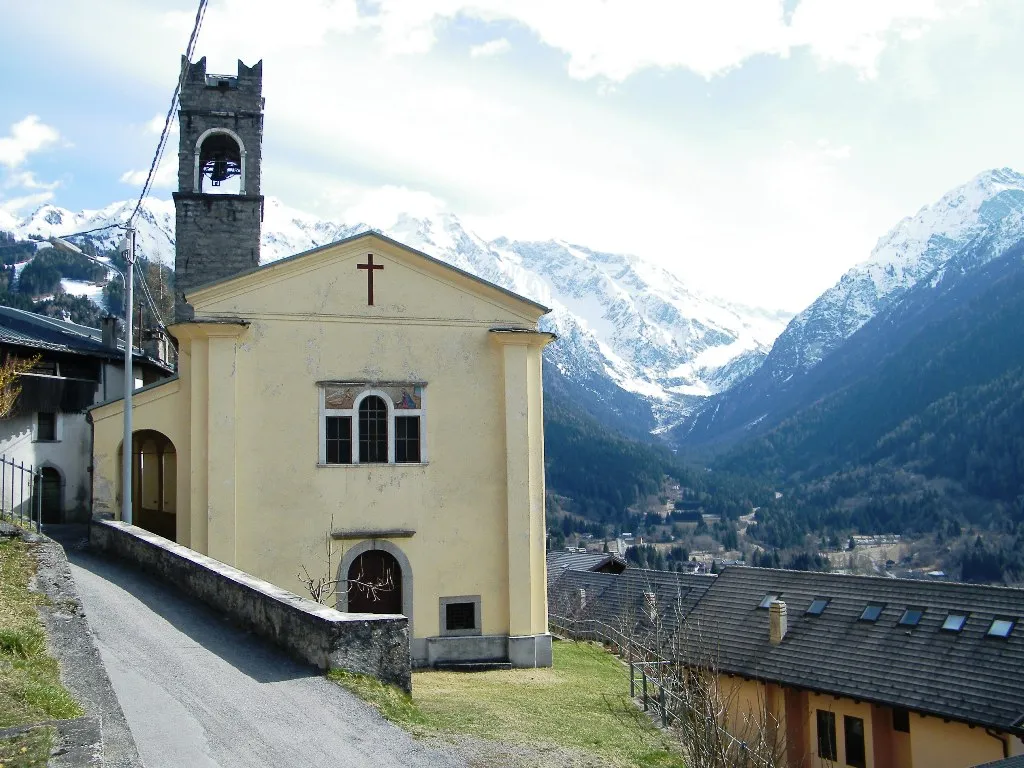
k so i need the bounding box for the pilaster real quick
[491,329,555,637]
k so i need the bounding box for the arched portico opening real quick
[121,430,177,540]
[337,540,413,627]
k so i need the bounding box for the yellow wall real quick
[908,713,1005,768]
[709,677,1017,768]
[90,235,552,642]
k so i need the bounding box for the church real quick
[89,57,555,668]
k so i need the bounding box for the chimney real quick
[769,600,788,645]
[100,316,118,349]
[142,328,170,364]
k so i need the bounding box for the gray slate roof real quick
[0,306,169,370]
[684,567,1024,734]
[549,565,717,638]
[546,550,627,583]
[976,756,1024,768]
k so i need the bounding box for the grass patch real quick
[331,640,682,768]
[327,669,427,729]
[0,538,82,729]
[0,726,55,768]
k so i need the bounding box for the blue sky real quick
[3,0,1024,310]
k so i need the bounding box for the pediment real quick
[187,233,546,325]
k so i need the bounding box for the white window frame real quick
[318,385,427,465]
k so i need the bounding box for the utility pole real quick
[50,229,136,525]
[120,228,136,526]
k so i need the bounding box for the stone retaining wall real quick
[90,520,411,691]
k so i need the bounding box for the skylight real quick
[898,608,924,627]
[942,614,967,632]
[988,619,1015,638]
[806,598,829,616]
[758,594,780,609]
[860,604,884,622]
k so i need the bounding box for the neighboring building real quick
[546,549,628,584]
[89,57,555,669]
[0,307,171,523]
[550,564,1024,768]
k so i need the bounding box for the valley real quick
[2,169,1023,586]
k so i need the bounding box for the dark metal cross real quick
[357,253,384,306]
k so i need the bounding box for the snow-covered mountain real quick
[681,167,1024,444]
[2,196,792,432]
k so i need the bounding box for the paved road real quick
[66,548,463,768]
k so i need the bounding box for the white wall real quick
[0,358,136,523]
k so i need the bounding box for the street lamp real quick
[49,230,136,526]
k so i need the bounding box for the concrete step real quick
[431,661,513,672]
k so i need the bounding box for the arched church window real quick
[319,384,426,465]
[196,130,244,194]
[358,396,388,463]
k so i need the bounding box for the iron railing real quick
[0,454,42,533]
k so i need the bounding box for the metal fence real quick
[0,454,42,532]
[550,613,771,767]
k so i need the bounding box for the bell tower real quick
[172,56,264,321]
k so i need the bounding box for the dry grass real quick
[0,537,82,729]
[332,639,683,768]
[0,727,54,768]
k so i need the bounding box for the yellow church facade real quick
[89,231,555,668]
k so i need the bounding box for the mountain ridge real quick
[679,167,1024,446]
[2,195,792,434]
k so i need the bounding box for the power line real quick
[126,0,209,226]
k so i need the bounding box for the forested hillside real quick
[719,246,1024,581]
[544,381,773,537]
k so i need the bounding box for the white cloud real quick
[321,183,448,229]
[469,37,511,58]
[5,171,60,191]
[119,155,176,189]
[0,116,61,168]
[362,0,975,80]
[0,192,55,214]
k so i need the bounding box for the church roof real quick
[187,230,551,314]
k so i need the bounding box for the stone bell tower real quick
[172,56,264,321]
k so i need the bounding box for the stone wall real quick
[172,193,262,319]
[90,520,411,692]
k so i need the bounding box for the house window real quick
[987,618,1015,638]
[844,715,866,768]
[892,708,910,733]
[806,597,830,616]
[817,710,837,761]
[439,595,481,636]
[395,416,421,463]
[898,608,923,627]
[325,416,352,464]
[319,384,426,465]
[860,604,884,622]
[358,396,388,463]
[941,614,967,632]
[758,593,780,609]
[36,412,56,441]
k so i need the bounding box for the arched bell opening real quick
[193,128,246,195]
[119,429,177,540]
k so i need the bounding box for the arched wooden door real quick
[347,550,402,614]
